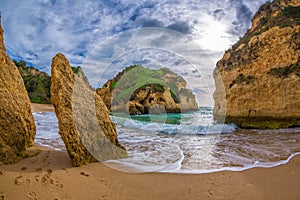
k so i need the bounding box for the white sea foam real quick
[33,110,300,174]
[33,112,65,151]
[112,115,237,135]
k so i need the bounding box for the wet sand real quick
[31,103,54,113]
[0,145,300,200]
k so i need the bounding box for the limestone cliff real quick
[51,53,126,166]
[213,0,300,128]
[0,21,36,164]
[97,65,198,115]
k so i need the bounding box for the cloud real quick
[0,0,268,76]
[167,21,191,34]
[140,19,164,27]
[213,9,226,20]
[226,0,253,36]
[80,26,217,105]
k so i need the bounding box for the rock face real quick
[0,21,36,164]
[213,0,300,128]
[97,65,198,115]
[51,53,126,167]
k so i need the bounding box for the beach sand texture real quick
[0,103,300,200]
[0,144,300,200]
[31,103,55,113]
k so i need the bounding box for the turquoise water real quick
[33,108,300,173]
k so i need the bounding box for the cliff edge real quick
[213,0,300,128]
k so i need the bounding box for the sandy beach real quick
[0,145,300,200]
[1,103,299,199]
[31,103,55,113]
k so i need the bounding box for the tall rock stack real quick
[213,0,300,128]
[0,18,36,164]
[51,53,126,167]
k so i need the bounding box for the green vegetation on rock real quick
[110,81,117,90]
[112,65,180,103]
[229,74,255,88]
[14,60,51,104]
[220,115,300,129]
[214,0,300,129]
[151,83,165,92]
[231,4,300,51]
[268,59,300,78]
[97,65,199,115]
[71,66,80,74]
[281,6,300,18]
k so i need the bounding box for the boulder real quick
[51,53,126,166]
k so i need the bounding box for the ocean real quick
[34,107,300,173]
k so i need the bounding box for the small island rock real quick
[97,65,199,115]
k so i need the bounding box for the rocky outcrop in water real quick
[0,21,36,164]
[51,53,126,166]
[97,65,198,115]
[213,0,300,128]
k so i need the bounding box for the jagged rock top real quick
[218,0,300,72]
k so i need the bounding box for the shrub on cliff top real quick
[281,6,300,18]
[71,66,80,74]
[268,60,300,78]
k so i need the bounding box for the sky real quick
[0,0,268,105]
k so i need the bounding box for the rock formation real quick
[97,65,199,115]
[15,60,51,104]
[213,0,300,128]
[0,20,36,164]
[51,53,126,166]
